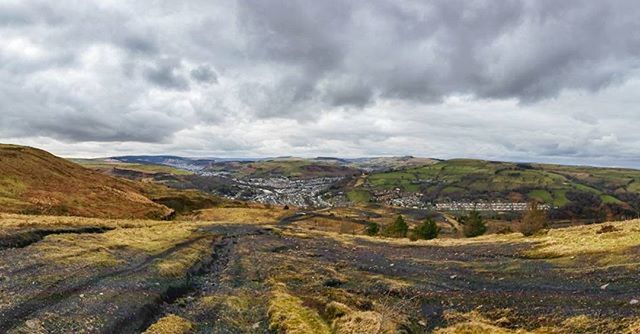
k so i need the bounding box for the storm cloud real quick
[1,0,640,166]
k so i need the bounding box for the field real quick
[1,210,639,333]
[359,159,640,219]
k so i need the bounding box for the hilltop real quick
[0,144,173,219]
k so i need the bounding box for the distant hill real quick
[84,154,640,220]
[203,159,362,179]
[0,144,173,219]
[356,159,640,219]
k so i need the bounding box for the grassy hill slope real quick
[0,144,173,219]
[204,159,361,179]
[359,159,640,217]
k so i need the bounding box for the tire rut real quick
[134,234,237,333]
[0,234,215,332]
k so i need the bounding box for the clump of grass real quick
[559,315,598,332]
[143,314,192,334]
[155,237,212,277]
[628,320,640,333]
[326,301,385,334]
[196,290,269,332]
[434,310,518,334]
[268,283,331,334]
[333,310,383,334]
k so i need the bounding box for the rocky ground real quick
[0,215,639,333]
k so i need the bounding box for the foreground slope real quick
[0,211,638,333]
[0,144,172,219]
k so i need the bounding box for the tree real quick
[365,222,380,236]
[385,215,408,238]
[461,211,486,238]
[518,202,547,236]
[414,218,440,240]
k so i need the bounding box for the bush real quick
[461,211,486,238]
[384,215,408,238]
[365,222,379,236]
[518,203,548,236]
[413,218,440,240]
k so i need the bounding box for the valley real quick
[83,155,640,224]
[1,144,639,333]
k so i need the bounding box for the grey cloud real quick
[1,0,640,166]
[121,35,158,55]
[237,0,640,108]
[143,59,190,90]
[190,65,218,84]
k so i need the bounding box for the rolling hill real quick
[77,153,640,220]
[0,144,173,219]
[355,159,640,219]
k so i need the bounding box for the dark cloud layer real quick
[0,1,639,165]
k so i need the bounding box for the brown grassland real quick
[0,207,639,333]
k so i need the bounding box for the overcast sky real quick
[1,1,640,167]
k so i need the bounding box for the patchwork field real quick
[0,211,639,333]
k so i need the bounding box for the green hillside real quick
[359,159,640,217]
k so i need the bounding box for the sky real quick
[1,1,640,167]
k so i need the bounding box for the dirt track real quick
[0,223,639,333]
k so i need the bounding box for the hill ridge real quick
[0,144,172,219]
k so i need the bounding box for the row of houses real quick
[435,201,551,211]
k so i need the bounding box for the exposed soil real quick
[0,223,638,333]
[146,225,640,333]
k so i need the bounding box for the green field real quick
[362,159,638,213]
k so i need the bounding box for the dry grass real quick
[143,314,193,334]
[31,220,205,266]
[523,219,640,258]
[628,320,640,334]
[0,144,172,219]
[295,217,365,234]
[326,301,389,334]
[434,310,525,334]
[192,206,287,224]
[434,311,638,334]
[268,282,331,334]
[284,219,640,263]
[155,237,213,277]
[334,310,384,334]
[196,290,268,332]
[0,213,163,235]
